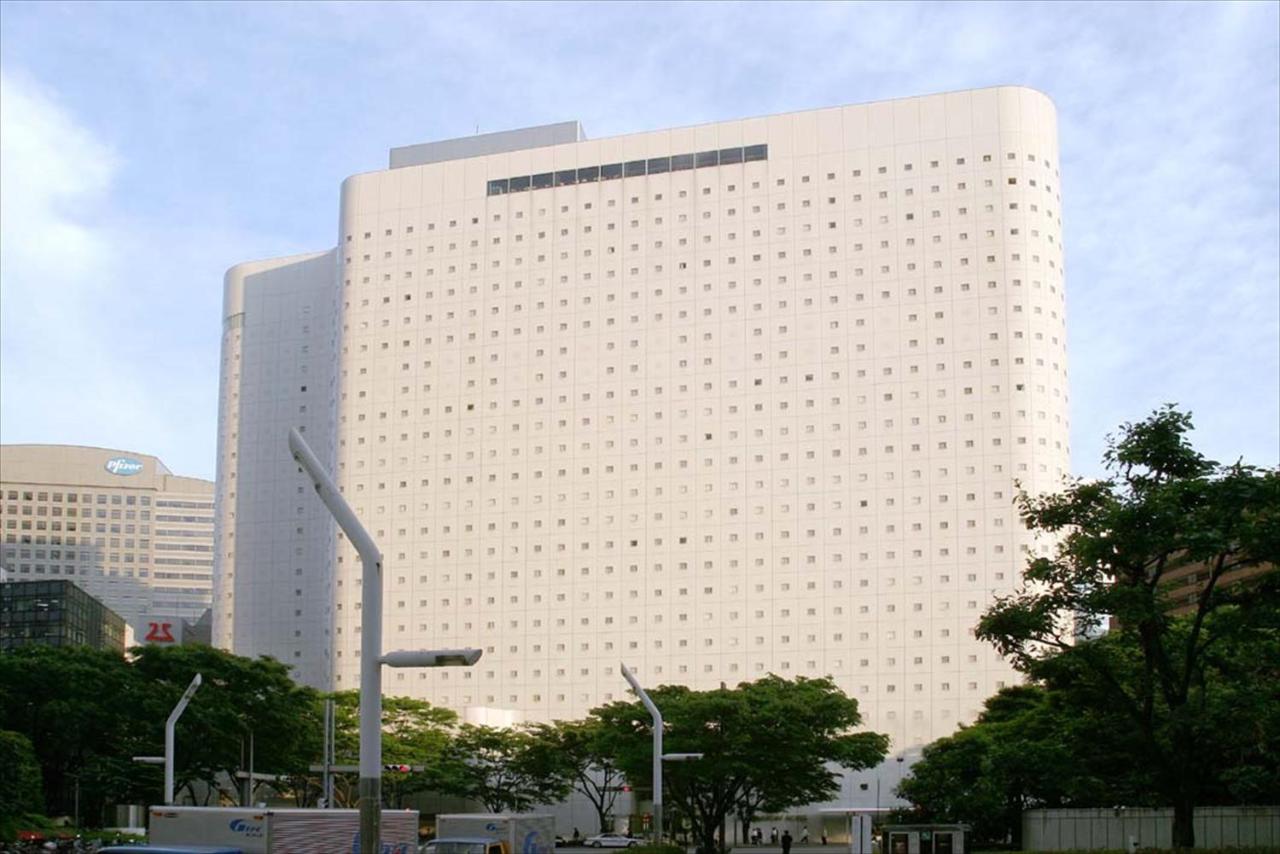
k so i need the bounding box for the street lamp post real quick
[165,673,202,805]
[241,730,256,807]
[289,428,480,854]
[322,698,335,808]
[620,663,664,843]
[288,428,385,853]
[132,673,202,807]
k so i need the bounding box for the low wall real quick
[1022,806,1280,851]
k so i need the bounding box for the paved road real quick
[559,847,850,853]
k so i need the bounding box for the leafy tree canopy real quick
[0,729,43,818]
[0,644,323,823]
[130,644,322,806]
[972,406,1279,848]
[326,690,458,808]
[433,723,574,812]
[594,675,887,853]
[527,718,628,834]
[0,645,150,822]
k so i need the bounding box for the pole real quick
[249,731,255,806]
[620,663,662,844]
[322,699,332,808]
[242,737,249,806]
[165,673,203,805]
[290,428,383,854]
[327,697,336,808]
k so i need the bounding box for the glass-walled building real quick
[0,579,125,652]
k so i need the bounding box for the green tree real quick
[0,645,149,823]
[435,724,573,812]
[0,729,43,819]
[895,686,1079,846]
[528,719,627,833]
[327,691,459,808]
[975,406,1280,848]
[0,644,331,820]
[898,617,1280,846]
[594,675,887,854]
[129,644,323,806]
[895,725,1004,842]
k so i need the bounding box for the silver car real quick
[583,833,638,848]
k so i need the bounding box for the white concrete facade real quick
[214,251,340,689]
[216,87,1069,792]
[0,444,215,627]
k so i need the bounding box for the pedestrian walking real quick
[800,828,809,844]
[821,831,829,845]
[781,830,793,854]
[771,827,779,845]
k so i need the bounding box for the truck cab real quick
[423,838,508,854]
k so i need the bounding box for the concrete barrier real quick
[1022,806,1280,851]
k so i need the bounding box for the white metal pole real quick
[249,731,255,806]
[620,663,662,843]
[164,673,202,805]
[322,699,332,808]
[328,697,336,808]
[290,428,383,854]
[242,736,249,806]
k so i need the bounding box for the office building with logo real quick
[216,86,1069,798]
[0,445,216,629]
[0,578,126,652]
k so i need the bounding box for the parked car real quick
[583,834,637,848]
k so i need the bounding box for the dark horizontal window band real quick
[485,144,768,195]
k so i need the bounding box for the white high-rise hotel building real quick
[216,86,1068,778]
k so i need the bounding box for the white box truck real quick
[433,814,556,854]
[147,806,420,854]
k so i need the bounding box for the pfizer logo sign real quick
[105,457,144,476]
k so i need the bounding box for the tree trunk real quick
[585,782,609,834]
[1171,794,1196,849]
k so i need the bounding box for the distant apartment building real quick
[0,578,126,652]
[216,86,1070,800]
[1161,558,1274,616]
[0,445,215,630]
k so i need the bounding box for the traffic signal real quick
[384,764,411,773]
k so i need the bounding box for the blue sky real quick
[1,1,1277,482]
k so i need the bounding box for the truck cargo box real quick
[436,814,556,854]
[148,806,419,853]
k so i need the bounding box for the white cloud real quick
[0,70,221,478]
[0,70,116,316]
[1,2,1275,481]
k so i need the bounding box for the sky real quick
[1,1,1277,483]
